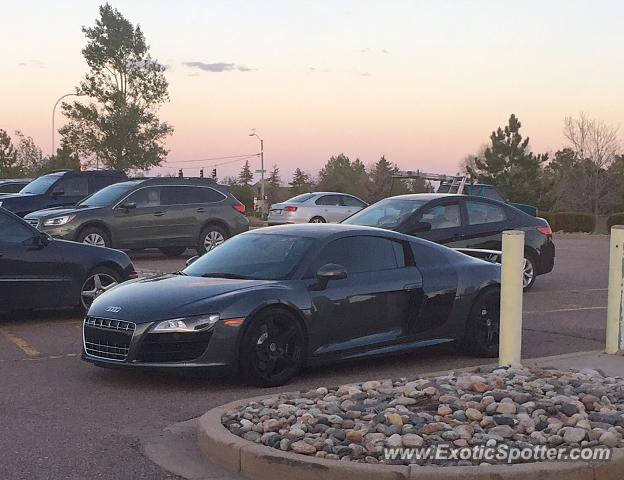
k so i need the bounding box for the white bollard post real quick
[499,230,525,366]
[606,226,624,354]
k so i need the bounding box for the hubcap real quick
[83,233,105,247]
[204,231,225,251]
[523,258,535,288]
[311,218,323,223]
[479,298,500,349]
[81,273,118,309]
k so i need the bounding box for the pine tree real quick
[266,164,282,205]
[238,160,254,187]
[289,168,313,195]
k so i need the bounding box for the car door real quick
[306,235,423,357]
[112,186,169,247]
[339,195,367,221]
[411,200,465,246]
[48,176,89,207]
[0,211,68,310]
[314,195,345,222]
[158,185,203,245]
[461,199,509,250]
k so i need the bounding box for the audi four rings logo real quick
[105,306,122,313]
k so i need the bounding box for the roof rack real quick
[392,170,469,194]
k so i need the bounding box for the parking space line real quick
[0,329,40,356]
[525,306,607,315]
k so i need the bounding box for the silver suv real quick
[268,192,367,225]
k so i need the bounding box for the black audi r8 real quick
[82,224,501,386]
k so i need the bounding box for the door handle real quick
[153,211,165,217]
[196,208,206,213]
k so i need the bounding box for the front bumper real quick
[81,316,243,374]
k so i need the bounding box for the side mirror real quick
[186,255,199,267]
[410,221,432,233]
[121,202,137,210]
[51,189,64,197]
[315,263,347,290]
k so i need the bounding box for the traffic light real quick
[211,168,217,179]
[199,169,204,178]
[178,169,183,178]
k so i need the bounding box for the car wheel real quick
[78,227,110,248]
[523,254,537,291]
[309,216,326,223]
[197,225,228,255]
[159,247,187,257]
[461,287,500,358]
[240,308,305,387]
[79,266,122,312]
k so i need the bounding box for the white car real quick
[268,192,368,225]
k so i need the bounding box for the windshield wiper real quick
[200,272,255,280]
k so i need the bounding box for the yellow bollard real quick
[499,230,525,366]
[606,226,624,354]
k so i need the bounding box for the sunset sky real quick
[2,0,623,181]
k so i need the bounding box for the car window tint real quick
[310,236,399,275]
[481,187,505,202]
[0,213,34,244]
[126,187,161,207]
[0,183,23,193]
[194,187,226,203]
[55,177,89,196]
[466,201,506,225]
[342,195,365,207]
[286,193,315,203]
[315,195,343,206]
[160,186,226,205]
[420,203,461,229]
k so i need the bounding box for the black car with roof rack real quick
[24,176,249,256]
[0,169,127,216]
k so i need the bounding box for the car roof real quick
[249,223,422,241]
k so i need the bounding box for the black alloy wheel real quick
[241,308,305,387]
[461,288,500,357]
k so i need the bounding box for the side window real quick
[160,186,227,205]
[309,236,399,275]
[53,177,89,197]
[481,186,505,202]
[420,203,461,229]
[315,195,343,206]
[342,195,366,207]
[0,213,34,244]
[91,176,116,193]
[194,187,226,203]
[0,183,23,193]
[126,187,161,208]
[466,201,506,225]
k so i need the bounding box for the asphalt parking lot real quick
[0,234,609,480]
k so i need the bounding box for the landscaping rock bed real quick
[222,365,624,466]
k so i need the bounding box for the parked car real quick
[268,192,367,225]
[0,170,127,217]
[0,179,31,195]
[342,193,554,290]
[438,182,538,216]
[0,207,136,312]
[81,223,500,386]
[25,177,249,255]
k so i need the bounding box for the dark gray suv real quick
[24,177,250,256]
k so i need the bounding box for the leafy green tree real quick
[14,130,44,175]
[467,114,547,205]
[35,144,82,175]
[238,160,254,187]
[0,129,22,177]
[59,3,173,172]
[289,168,314,195]
[317,154,369,199]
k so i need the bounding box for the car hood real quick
[0,193,38,203]
[25,205,100,219]
[88,274,279,323]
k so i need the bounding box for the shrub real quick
[607,213,624,232]
[540,212,595,233]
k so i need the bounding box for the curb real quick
[197,394,624,480]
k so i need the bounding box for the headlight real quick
[0,201,3,207]
[152,314,220,333]
[43,214,76,226]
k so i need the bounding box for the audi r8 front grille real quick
[83,317,136,361]
[136,331,213,363]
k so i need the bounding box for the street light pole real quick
[52,93,81,155]
[249,130,265,214]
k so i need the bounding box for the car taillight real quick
[537,226,553,239]
[233,204,245,214]
[127,270,139,280]
[284,206,298,212]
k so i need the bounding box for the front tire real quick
[461,287,500,358]
[240,308,305,387]
[197,225,228,255]
[309,216,326,223]
[77,227,110,248]
[79,266,122,312]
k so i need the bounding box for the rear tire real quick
[240,308,305,387]
[309,216,326,223]
[523,254,537,291]
[77,226,110,248]
[79,266,122,312]
[197,225,228,255]
[461,287,500,357]
[159,247,186,257]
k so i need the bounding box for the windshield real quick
[184,233,316,280]
[78,182,140,207]
[285,193,315,203]
[20,174,63,194]
[342,198,427,229]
